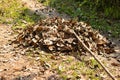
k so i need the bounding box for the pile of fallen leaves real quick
[16,17,114,54]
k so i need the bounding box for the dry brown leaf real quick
[15,17,114,54]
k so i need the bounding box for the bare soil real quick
[0,0,120,80]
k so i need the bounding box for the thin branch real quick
[71,30,116,80]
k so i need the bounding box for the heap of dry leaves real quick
[16,17,114,54]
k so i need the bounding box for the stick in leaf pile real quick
[70,29,116,80]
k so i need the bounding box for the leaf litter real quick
[15,17,115,54]
[0,0,119,79]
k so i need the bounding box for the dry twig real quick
[71,29,116,80]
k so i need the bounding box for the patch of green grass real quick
[39,0,120,38]
[26,50,107,80]
[0,0,42,29]
[26,48,114,79]
[57,57,102,80]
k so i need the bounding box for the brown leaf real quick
[48,46,55,51]
[43,39,53,45]
[15,17,114,53]
[111,62,120,66]
[64,38,75,44]
[32,38,37,43]
[56,42,64,47]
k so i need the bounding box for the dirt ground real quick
[0,0,70,79]
[0,0,120,80]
